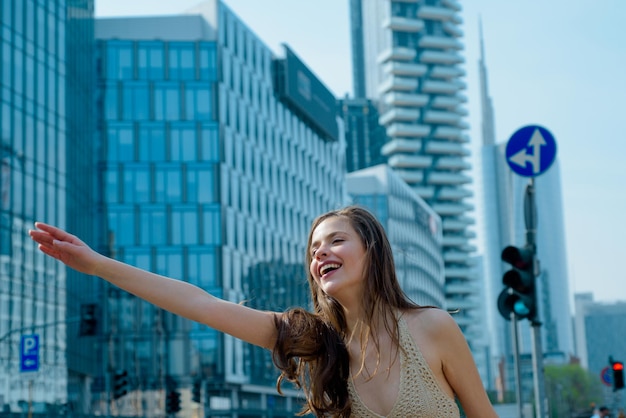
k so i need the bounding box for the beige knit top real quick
[347,317,460,417]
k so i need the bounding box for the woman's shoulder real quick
[400,307,460,340]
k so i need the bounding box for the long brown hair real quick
[272,205,423,416]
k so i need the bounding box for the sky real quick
[95,1,626,305]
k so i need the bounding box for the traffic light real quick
[613,361,624,391]
[192,379,202,403]
[497,245,537,322]
[79,303,98,336]
[112,369,129,400]
[165,390,181,414]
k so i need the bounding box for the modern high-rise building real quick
[573,293,626,410]
[1,0,97,413]
[348,0,482,357]
[346,164,445,307]
[340,97,387,172]
[93,0,346,415]
[477,25,573,401]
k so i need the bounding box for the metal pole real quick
[525,179,548,417]
[511,315,524,418]
[531,322,548,417]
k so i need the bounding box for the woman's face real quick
[309,216,367,303]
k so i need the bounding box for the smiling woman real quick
[29,205,497,417]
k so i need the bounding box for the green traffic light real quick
[513,300,531,317]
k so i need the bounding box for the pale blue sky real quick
[96,1,626,304]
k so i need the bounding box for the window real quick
[172,206,198,245]
[185,83,212,121]
[139,207,167,245]
[107,41,134,80]
[170,123,196,161]
[154,82,180,120]
[138,123,166,162]
[169,42,195,80]
[107,123,134,162]
[138,41,164,80]
[122,81,149,121]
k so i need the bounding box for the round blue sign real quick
[601,366,613,387]
[505,125,557,177]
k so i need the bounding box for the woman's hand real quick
[29,222,103,276]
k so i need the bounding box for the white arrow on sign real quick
[509,128,547,174]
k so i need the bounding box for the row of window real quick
[103,80,213,122]
[105,122,219,163]
[107,203,221,248]
[101,40,217,82]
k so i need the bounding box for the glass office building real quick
[347,164,445,307]
[95,1,346,415]
[1,0,96,413]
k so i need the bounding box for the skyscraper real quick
[349,0,481,353]
[477,25,573,400]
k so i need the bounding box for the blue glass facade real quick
[95,1,347,414]
[0,0,97,413]
[97,36,223,415]
[346,164,445,307]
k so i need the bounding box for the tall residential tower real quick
[349,0,482,354]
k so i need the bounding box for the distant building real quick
[339,97,387,172]
[94,1,346,415]
[346,164,445,307]
[477,25,573,401]
[574,293,626,409]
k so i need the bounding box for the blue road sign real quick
[505,125,557,177]
[601,366,613,387]
[20,334,39,372]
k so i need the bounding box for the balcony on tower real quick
[442,21,464,37]
[395,169,424,184]
[444,250,470,264]
[433,126,463,141]
[377,46,416,63]
[420,50,464,65]
[381,138,422,155]
[442,0,462,11]
[424,140,469,156]
[427,171,472,186]
[435,156,471,171]
[377,76,419,94]
[423,109,461,125]
[379,108,421,125]
[387,154,433,169]
[418,35,463,50]
[430,65,465,79]
[431,95,464,109]
[386,122,430,138]
[383,16,424,32]
[417,5,456,21]
[442,216,474,232]
[382,61,427,77]
[383,91,429,107]
[441,231,473,246]
[422,79,463,94]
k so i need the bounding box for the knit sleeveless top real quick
[347,316,460,417]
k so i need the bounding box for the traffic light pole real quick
[525,179,548,418]
[510,315,523,418]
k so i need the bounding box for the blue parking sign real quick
[20,334,39,372]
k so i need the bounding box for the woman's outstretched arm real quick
[29,222,278,349]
